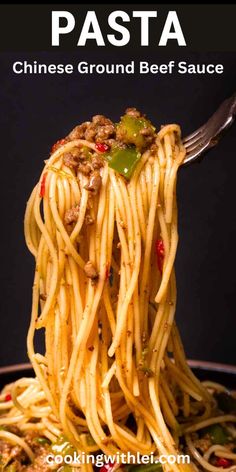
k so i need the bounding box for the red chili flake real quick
[100,463,117,472]
[50,138,67,155]
[155,239,165,273]
[5,393,12,402]
[40,173,47,198]
[95,142,109,153]
[216,458,232,468]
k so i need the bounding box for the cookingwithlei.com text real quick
[46,451,190,467]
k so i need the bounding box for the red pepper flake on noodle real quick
[50,138,67,154]
[100,462,118,472]
[95,142,109,153]
[215,458,232,468]
[40,173,47,198]
[155,238,165,273]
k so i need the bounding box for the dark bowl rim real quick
[0,360,235,376]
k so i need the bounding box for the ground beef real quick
[0,440,26,469]
[0,430,53,472]
[84,171,102,195]
[68,122,90,141]
[77,162,92,176]
[22,446,51,472]
[191,433,212,453]
[91,155,104,169]
[0,439,12,464]
[84,261,98,279]
[63,152,79,169]
[84,125,96,142]
[93,115,115,142]
[64,205,80,225]
[68,115,115,144]
[125,107,141,118]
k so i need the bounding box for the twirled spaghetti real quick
[0,109,235,472]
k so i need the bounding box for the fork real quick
[183,92,236,165]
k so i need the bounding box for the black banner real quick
[0,4,235,52]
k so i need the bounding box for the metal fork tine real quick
[182,92,236,166]
[183,129,205,149]
[185,135,208,154]
[183,125,204,143]
[184,139,211,165]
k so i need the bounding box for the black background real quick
[0,5,236,367]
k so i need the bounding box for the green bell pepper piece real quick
[203,424,228,445]
[106,146,141,179]
[116,115,155,150]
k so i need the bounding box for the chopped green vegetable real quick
[34,436,50,445]
[215,392,236,414]
[116,114,155,150]
[126,462,162,472]
[51,435,75,457]
[203,424,229,445]
[106,145,141,179]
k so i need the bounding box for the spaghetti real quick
[0,109,235,472]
